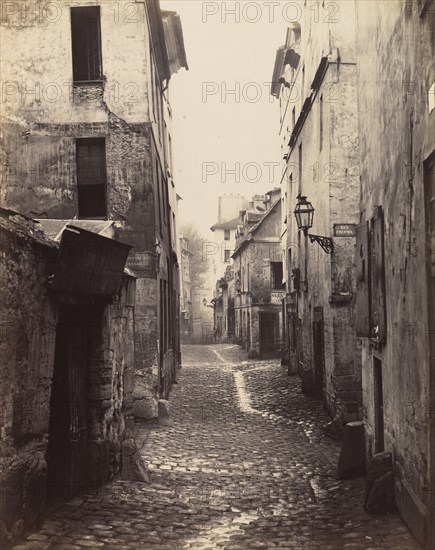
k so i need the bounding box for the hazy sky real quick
[161,0,289,236]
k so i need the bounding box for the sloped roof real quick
[232,198,281,258]
[35,219,115,241]
[210,216,240,231]
[0,208,57,249]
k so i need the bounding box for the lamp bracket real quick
[308,234,334,254]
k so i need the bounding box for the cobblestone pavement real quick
[14,345,420,550]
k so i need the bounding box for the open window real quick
[71,6,103,83]
[271,261,284,290]
[76,138,107,218]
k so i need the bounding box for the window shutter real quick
[371,207,387,342]
[355,221,370,337]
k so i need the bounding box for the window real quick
[224,249,231,263]
[224,229,231,241]
[76,138,107,218]
[271,261,284,290]
[71,7,102,83]
[155,159,162,231]
[162,175,169,225]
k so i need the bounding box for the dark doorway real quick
[247,312,251,351]
[259,312,279,356]
[312,307,325,399]
[373,357,385,453]
[227,297,235,340]
[47,305,101,501]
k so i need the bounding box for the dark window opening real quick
[76,138,107,218]
[224,249,231,263]
[373,357,385,453]
[71,6,102,83]
[224,229,231,241]
[271,261,284,290]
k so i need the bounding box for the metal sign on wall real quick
[333,224,356,237]
[271,291,285,304]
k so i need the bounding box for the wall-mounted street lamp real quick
[294,195,333,254]
[235,277,241,293]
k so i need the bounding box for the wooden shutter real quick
[371,207,387,342]
[355,221,371,337]
[76,139,106,186]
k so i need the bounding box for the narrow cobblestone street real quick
[15,345,419,550]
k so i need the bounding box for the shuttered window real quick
[76,138,107,218]
[71,7,103,83]
[355,221,371,337]
[371,207,387,342]
[355,208,387,341]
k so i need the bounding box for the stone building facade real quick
[271,0,362,421]
[0,0,188,419]
[0,209,136,544]
[233,189,284,358]
[212,265,236,342]
[179,235,193,341]
[355,1,435,546]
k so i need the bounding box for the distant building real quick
[211,265,236,342]
[232,189,283,358]
[210,194,250,271]
[179,235,193,341]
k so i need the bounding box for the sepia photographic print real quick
[0,1,434,549]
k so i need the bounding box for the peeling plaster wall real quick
[356,1,435,545]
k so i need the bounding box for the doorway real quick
[247,311,251,351]
[46,305,101,500]
[312,307,325,399]
[373,357,385,453]
[259,312,279,356]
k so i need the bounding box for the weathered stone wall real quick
[87,275,136,486]
[356,1,435,545]
[0,211,138,544]
[0,214,58,539]
[0,0,177,419]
